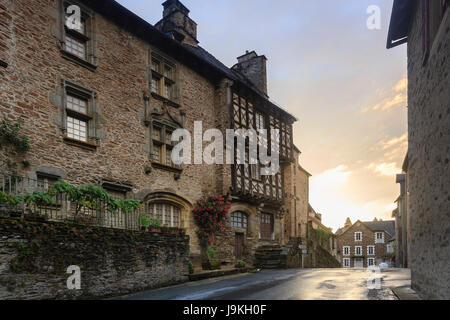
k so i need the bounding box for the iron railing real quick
[0,174,143,231]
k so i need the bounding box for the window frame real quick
[354,232,362,242]
[149,50,179,105]
[60,0,97,71]
[375,232,385,244]
[231,211,248,229]
[343,246,351,256]
[367,258,375,267]
[148,202,181,228]
[367,245,375,256]
[62,80,97,149]
[151,122,179,169]
[343,258,350,268]
[355,246,363,256]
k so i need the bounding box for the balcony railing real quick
[0,174,142,231]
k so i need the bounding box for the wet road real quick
[123,268,411,300]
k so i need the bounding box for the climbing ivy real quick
[0,119,30,153]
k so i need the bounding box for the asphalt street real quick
[123,268,411,300]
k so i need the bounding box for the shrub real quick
[188,261,194,274]
[193,195,230,245]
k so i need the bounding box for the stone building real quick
[308,205,337,257]
[336,220,395,268]
[0,0,297,268]
[282,146,311,243]
[387,0,449,299]
[392,172,410,268]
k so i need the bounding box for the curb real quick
[392,287,421,300]
[187,267,254,282]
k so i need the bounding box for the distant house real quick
[336,220,395,268]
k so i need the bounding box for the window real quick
[62,80,96,147]
[367,245,375,256]
[387,244,394,254]
[343,246,350,256]
[231,211,248,229]
[375,232,385,244]
[37,173,59,192]
[343,258,350,268]
[148,203,181,227]
[355,232,362,242]
[368,258,375,267]
[149,51,178,103]
[61,1,97,69]
[151,123,176,167]
[355,246,362,256]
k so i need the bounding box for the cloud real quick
[362,77,408,112]
[368,162,401,176]
[378,133,407,150]
[310,165,351,190]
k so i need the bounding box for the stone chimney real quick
[155,0,198,46]
[232,51,268,97]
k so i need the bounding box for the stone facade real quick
[387,0,450,299]
[0,0,297,269]
[283,148,310,242]
[0,217,189,299]
[336,220,395,268]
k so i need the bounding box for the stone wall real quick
[406,3,450,300]
[0,218,189,300]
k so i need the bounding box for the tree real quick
[344,217,352,227]
[373,217,378,222]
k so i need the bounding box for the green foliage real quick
[315,227,331,247]
[188,261,194,274]
[0,191,22,207]
[237,260,245,268]
[119,199,141,214]
[207,246,216,260]
[0,119,30,153]
[210,260,221,270]
[48,181,141,215]
[140,216,151,228]
[25,192,54,207]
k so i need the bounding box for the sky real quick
[116,0,408,231]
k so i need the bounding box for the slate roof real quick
[362,221,395,238]
[387,0,417,48]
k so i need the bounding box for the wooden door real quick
[260,213,274,240]
[235,233,244,259]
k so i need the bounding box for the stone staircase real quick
[254,245,285,269]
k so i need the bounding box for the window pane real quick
[155,203,163,222]
[67,95,87,114]
[164,205,171,226]
[164,65,172,78]
[151,77,160,94]
[151,59,160,72]
[152,144,161,163]
[65,35,85,59]
[165,131,172,145]
[164,83,171,99]
[152,127,161,141]
[67,116,87,142]
[166,148,172,166]
[173,207,180,227]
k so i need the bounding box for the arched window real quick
[148,203,181,227]
[231,211,248,229]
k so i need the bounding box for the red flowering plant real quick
[193,195,231,246]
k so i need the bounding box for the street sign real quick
[302,249,308,254]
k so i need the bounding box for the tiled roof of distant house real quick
[362,221,395,238]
